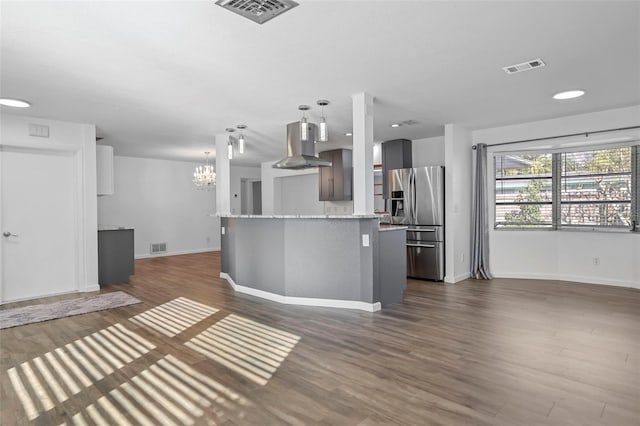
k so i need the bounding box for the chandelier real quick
[193,151,216,190]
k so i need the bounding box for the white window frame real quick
[494,144,639,233]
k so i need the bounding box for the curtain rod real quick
[471,125,640,150]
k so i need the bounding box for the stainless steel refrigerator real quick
[388,166,445,281]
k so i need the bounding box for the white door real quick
[1,148,78,303]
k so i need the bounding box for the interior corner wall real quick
[473,105,640,288]
[97,156,218,258]
[276,173,325,215]
[261,164,355,215]
[261,161,318,215]
[230,165,261,215]
[412,136,445,167]
[444,125,473,283]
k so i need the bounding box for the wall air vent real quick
[150,243,167,254]
[29,123,50,138]
[215,0,299,24]
[502,58,546,75]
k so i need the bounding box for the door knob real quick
[3,232,18,237]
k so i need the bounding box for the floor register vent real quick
[150,242,167,254]
[214,0,299,24]
[502,58,546,74]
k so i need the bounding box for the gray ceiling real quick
[1,1,639,166]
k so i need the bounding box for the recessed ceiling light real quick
[0,98,31,108]
[390,123,401,128]
[552,90,585,100]
[345,132,353,136]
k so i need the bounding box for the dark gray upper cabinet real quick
[382,139,412,198]
[319,149,353,201]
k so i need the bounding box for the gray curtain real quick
[471,143,493,280]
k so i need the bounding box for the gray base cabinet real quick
[376,229,407,306]
[98,229,134,285]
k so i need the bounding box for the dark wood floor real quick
[1,252,639,425]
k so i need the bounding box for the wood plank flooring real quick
[1,252,638,425]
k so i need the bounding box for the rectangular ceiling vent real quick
[502,58,546,75]
[150,242,167,254]
[215,0,299,24]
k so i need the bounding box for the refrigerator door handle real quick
[412,169,418,223]
[406,243,436,248]
[408,168,417,224]
[408,228,436,232]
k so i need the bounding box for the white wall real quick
[230,165,260,215]
[473,105,640,288]
[262,163,354,215]
[412,136,445,167]
[98,156,218,258]
[276,174,324,215]
[444,125,473,283]
[0,113,99,293]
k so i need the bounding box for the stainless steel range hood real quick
[272,122,332,169]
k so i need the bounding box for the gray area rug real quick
[0,291,142,329]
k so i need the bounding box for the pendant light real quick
[226,128,235,160]
[316,100,329,142]
[298,105,310,141]
[236,124,247,154]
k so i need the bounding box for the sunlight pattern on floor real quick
[6,324,155,421]
[129,297,218,337]
[185,314,300,386]
[58,354,249,426]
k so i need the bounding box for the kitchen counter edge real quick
[218,214,379,219]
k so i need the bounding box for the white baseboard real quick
[220,273,381,312]
[83,284,101,292]
[493,272,639,289]
[135,247,220,260]
[444,272,472,284]
[1,289,79,305]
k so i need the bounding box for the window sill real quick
[494,226,637,234]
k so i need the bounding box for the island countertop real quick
[378,224,408,232]
[219,214,379,219]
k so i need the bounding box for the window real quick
[495,145,639,231]
[560,147,632,227]
[495,153,553,228]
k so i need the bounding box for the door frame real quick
[0,143,86,304]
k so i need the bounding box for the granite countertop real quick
[378,224,408,232]
[220,214,379,219]
[98,226,134,231]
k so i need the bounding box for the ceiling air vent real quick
[502,58,546,75]
[215,0,299,24]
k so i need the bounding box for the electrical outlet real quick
[362,234,370,247]
[221,227,226,235]
[593,257,600,266]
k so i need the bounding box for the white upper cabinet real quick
[96,145,114,195]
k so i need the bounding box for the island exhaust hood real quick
[272,121,332,169]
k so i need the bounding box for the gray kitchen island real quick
[220,215,407,312]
